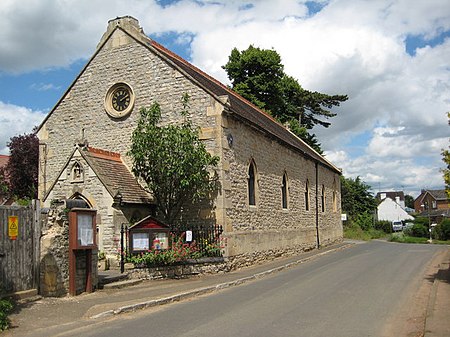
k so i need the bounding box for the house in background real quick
[414,189,450,223]
[376,191,414,222]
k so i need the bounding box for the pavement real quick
[3,241,450,337]
[424,246,450,337]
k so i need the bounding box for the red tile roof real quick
[83,147,152,204]
[0,155,9,169]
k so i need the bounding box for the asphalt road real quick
[64,241,446,337]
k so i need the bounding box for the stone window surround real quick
[305,179,310,211]
[71,161,84,183]
[332,179,338,212]
[281,172,288,210]
[247,159,257,208]
[321,184,326,212]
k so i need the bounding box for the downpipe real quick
[315,161,320,249]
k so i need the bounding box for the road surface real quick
[59,240,446,337]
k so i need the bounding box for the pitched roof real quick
[37,17,341,175]
[82,147,153,205]
[148,39,340,173]
[376,191,405,201]
[427,189,448,201]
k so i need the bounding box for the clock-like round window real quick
[104,82,135,118]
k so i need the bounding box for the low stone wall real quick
[127,257,230,280]
[126,238,342,280]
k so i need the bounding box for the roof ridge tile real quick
[86,146,122,162]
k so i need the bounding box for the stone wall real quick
[40,208,69,297]
[37,25,221,255]
[37,17,343,267]
[218,116,343,258]
[38,29,219,202]
[127,257,230,280]
[40,206,98,297]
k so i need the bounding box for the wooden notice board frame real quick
[68,208,97,296]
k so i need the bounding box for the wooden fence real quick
[0,201,41,295]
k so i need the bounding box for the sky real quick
[0,0,449,197]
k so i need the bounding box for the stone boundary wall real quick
[126,239,342,280]
[40,208,70,296]
[40,206,98,297]
[127,257,230,280]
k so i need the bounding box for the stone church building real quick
[37,16,343,264]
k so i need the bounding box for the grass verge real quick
[389,233,450,245]
[344,225,387,241]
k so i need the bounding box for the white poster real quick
[185,230,193,242]
[77,214,94,246]
[133,233,149,251]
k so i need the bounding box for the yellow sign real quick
[8,216,18,240]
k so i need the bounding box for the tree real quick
[340,176,377,222]
[0,166,9,201]
[223,45,348,153]
[6,132,39,200]
[404,194,415,209]
[129,94,219,225]
[442,112,450,199]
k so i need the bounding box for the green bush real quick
[126,233,224,268]
[343,222,386,241]
[434,219,450,241]
[375,220,392,233]
[0,298,13,331]
[405,223,428,238]
[354,212,374,231]
[413,216,429,226]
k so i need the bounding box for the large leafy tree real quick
[223,45,348,153]
[129,94,219,225]
[340,176,377,221]
[6,132,39,200]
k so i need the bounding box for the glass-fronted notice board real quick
[77,213,94,246]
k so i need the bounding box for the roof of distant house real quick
[376,191,405,201]
[426,189,448,201]
[0,155,9,169]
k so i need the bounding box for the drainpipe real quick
[315,161,320,249]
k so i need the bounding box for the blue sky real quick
[0,0,449,197]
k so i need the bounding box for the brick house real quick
[414,189,450,223]
[36,16,343,265]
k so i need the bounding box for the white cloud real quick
[0,101,46,154]
[30,83,61,91]
[0,0,448,193]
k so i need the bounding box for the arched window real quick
[321,185,325,212]
[305,179,310,211]
[332,179,338,212]
[248,160,256,206]
[71,161,83,182]
[282,172,288,209]
[69,192,92,208]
